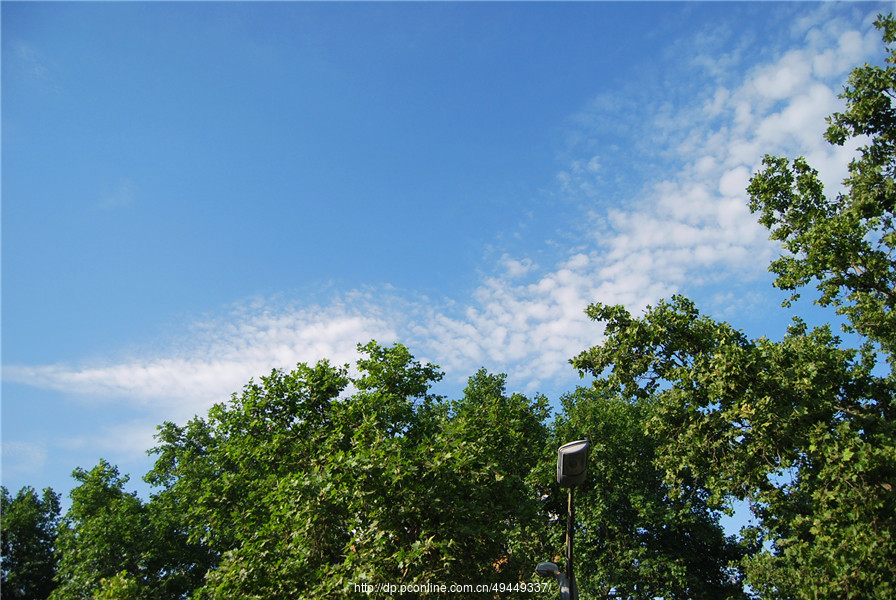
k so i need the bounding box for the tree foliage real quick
[42,342,743,599]
[540,386,749,600]
[573,298,896,599]
[748,14,896,364]
[51,460,146,599]
[1,485,61,600]
[50,460,208,600]
[142,342,555,599]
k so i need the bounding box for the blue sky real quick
[3,2,891,502]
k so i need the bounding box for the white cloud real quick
[753,83,838,149]
[9,41,51,82]
[4,303,398,425]
[2,441,49,479]
[718,166,751,199]
[499,254,537,279]
[98,178,138,210]
[539,5,878,349]
[58,418,163,463]
[751,49,814,101]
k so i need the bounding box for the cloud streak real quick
[5,301,399,425]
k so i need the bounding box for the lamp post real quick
[536,440,590,600]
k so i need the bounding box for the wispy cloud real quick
[2,441,49,480]
[56,418,177,464]
[4,300,399,425]
[98,178,139,210]
[3,8,883,455]
[8,41,51,81]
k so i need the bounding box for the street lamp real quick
[537,440,590,600]
[535,561,570,600]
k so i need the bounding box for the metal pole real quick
[567,487,577,600]
[557,573,571,600]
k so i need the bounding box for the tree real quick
[539,386,749,600]
[742,14,896,596]
[145,357,352,599]
[748,14,896,366]
[145,342,552,599]
[51,460,208,600]
[418,368,552,590]
[573,297,895,599]
[1,485,61,600]
[319,356,550,599]
[51,460,147,600]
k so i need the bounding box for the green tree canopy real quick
[51,459,209,600]
[748,14,896,366]
[144,342,553,599]
[1,485,61,600]
[539,386,749,600]
[51,460,147,600]
[573,297,895,599]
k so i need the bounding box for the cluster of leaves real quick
[48,460,211,600]
[573,298,895,599]
[1,486,60,599]
[541,387,750,600]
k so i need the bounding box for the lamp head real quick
[535,562,560,578]
[557,440,590,488]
